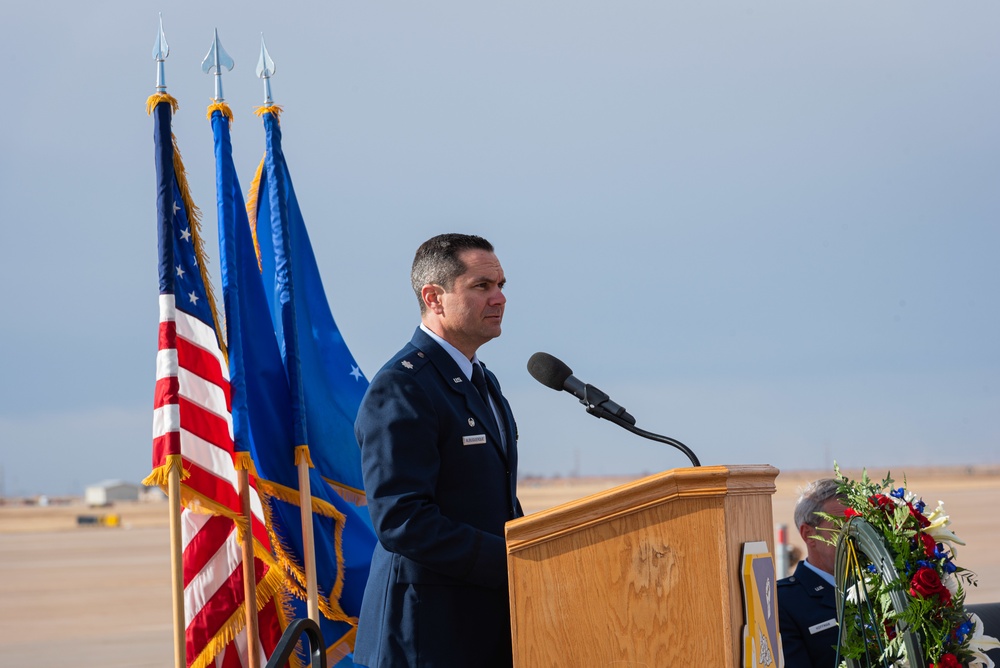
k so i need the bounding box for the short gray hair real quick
[793,478,843,530]
[410,233,494,313]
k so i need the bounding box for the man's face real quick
[433,249,506,355]
[801,498,846,575]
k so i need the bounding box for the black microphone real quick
[527,352,636,425]
[526,351,702,467]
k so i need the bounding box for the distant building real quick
[84,480,141,506]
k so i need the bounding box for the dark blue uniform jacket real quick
[354,328,521,667]
[778,561,841,668]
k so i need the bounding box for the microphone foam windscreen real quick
[527,352,573,391]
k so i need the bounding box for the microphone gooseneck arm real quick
[596,408,701,467]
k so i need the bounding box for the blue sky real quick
[1,2,997,495]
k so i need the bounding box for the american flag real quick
[147,95,283,668]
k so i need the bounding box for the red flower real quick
[907,502,931,528]
[932,653,961,668]
[869,494,896,514]
[910,567,952,606]
[845,507,862,519]
[917,532,937,558]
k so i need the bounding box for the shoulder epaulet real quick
[777,576,797,587]
[390,348,431,374]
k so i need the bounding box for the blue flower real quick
[866,564,877,574]
[890,487,906,499]
[914,499,926,513]
[943,559,957,574]
[955,620,973,643]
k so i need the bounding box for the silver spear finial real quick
[256,33,276,106]
[152,13,169,94]
[201,28,235,103]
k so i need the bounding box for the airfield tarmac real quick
[1,467,997,667]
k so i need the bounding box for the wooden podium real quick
[504,464,779,666]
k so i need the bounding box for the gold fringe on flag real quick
[146,92,179,116]
[245,155,266,272]
[188,550,287,668]
[186,466,285,668]
[171,138,228,364]
[234,451,256,474]
[294,445,314,469]
[141,454,190,488]
[206,101,234,126]
[253,104,283,121]
[326,627,358,666]
[245,104,283,272]
[236,99,361,647]
[141,96,228,365]
[322,476,368,507]
[273,588,308,668]
[255,477,353,624]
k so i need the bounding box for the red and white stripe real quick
[154,294,279,666]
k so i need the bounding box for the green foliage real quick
[831,465,982,667]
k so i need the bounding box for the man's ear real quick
[798,522,813,544]
[421,284,445,315]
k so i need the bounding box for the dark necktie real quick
[471,363,492,410]
[471,362,506,443]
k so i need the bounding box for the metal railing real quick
[264,618,326,668]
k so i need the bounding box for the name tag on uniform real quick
[809,619,838,634]
[463,434,487,446]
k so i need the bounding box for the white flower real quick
[923,500,966,551]
[942,572,960,597]
[846,578,871,604]
[968,613,1000,668]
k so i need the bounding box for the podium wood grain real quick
[505,464,779,667]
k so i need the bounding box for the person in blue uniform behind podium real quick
[778,478,847,667]
[353,233,523,668]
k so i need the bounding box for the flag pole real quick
[167,465,186,668]
[202,31,262,668]
[299,453,320,624]
[238,470,261,668]
[256,35,320,624]
[151,18,186,668]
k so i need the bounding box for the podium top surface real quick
[505,463,779,551]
